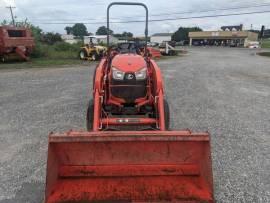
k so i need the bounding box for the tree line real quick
[64,23,202,42]
[1,20,203,43]
[64,24,133,38]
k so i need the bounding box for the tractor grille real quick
[111,72,147,103]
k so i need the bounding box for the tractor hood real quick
[111,54,146,72]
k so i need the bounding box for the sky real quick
[1,0,270,36]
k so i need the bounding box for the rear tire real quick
[86,99,94,131]
[169,50,176,56]
[164,99,170,130]
[91,52,98,61]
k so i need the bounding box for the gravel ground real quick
[0,47,269,203]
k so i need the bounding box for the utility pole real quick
[6,6,16,26]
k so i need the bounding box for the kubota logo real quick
[126,74,134,80]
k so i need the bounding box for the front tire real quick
[164,99,170,130]
[79,50,87,60]
[86,100,94,131]
[150,99,170,130]
[1,55,6,63]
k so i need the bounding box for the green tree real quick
[1,19,29,27]
[122,31,133,37]
[172,27,203,42]
[1,19,9,25]
[96,26,113,35]
[30,25,43,41]
[72,23,88,37]
[41,32,62,45]
[114,32,133,38]
[65,26,73,35]
[113,33,122,38]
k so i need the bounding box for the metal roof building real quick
[188,30,258,47]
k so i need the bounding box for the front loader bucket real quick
[45,131,214,203]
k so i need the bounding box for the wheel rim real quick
[80,51,85,59]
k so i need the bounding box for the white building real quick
[61,34,119,45]
[150,33,173,44]
[83,35,119,45]
[61,34,80,44]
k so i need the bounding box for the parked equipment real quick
[159,41,177,56]
[147,47,162,58]
[79,37,107,61]
[0,26,34,61]
[45,2,214,203]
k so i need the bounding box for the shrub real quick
[31,42,49,58]
[257,52,270,57]
[31,41,83,59]
[261,39,270,48]
[53,41,78,52]
[41,32,63,45]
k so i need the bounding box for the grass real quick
[255,39,270,58]
[0,55,183,70]
[0,58,88,70]
[0,41,185,69]
[257,52,270,58]
[0,41,89,69]
[157,54,183,61]
[261,39,270,48]
[30,58,83,66]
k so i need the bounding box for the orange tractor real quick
[45,2,214,203]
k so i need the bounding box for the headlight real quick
[112,67,124,80]
[135,67,147,80]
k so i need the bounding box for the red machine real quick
[45,2,214,203]
[147,47,162,58]
[0,26,34,61]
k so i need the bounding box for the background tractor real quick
[79,36,107,61]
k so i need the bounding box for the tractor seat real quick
[117,43,139,54]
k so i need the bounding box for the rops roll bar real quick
[107,2,148,49]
